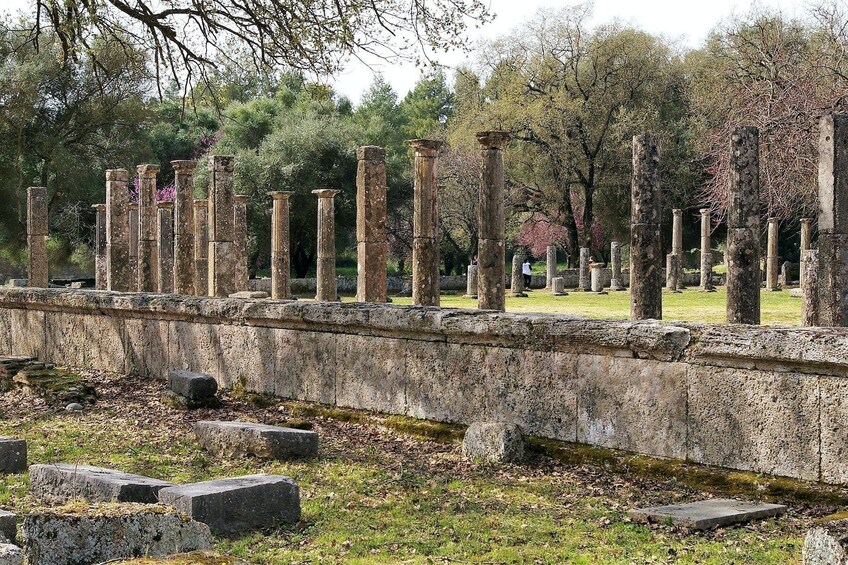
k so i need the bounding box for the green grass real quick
[380,286,802,326]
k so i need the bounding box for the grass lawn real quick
[384,287,802,326]
[0,371,829,564]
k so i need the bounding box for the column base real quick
[509,292,528,298]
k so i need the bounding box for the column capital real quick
[136,164,160,177]
[700,208,710,215]
[407,139,443,157]
[106,169,129,182]
[208,155,235,172]
[171,160,197,172]
[768,216,778,223]
[128,202,139,210]
[801,218,812,225]
[157,201,174,209]
[268,191,294,200]
[91,203,106,212]
[312,189,340,198]
[357,145,385,161]
[192,199,207,208]
[234,194,249,205]
[673,208,682,216]
[476,131,511,150]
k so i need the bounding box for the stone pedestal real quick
[546,245,557,289]
[609,241,625,290]
[464,264,478,299]
[356,146,388,303]
[578,247,591,291]
[726,127,761,325]
[800,218,812,291]
[128,203,139,291]
[193,200,208,296]
[476,131,511,312]
[665,254,682,293]
[157,202,174,293]
[591,262,607,294]
[630,134,663,320]
[233,195,249,292]
[699,208,715,291]
[106,171,131,292]
[27,186,49,288]
[818,114,848,326]
[803,249,819,326]
[172,160,197,295]
[207,156,235,297]
[766,217,780,291]
[313,189,340,302]
[136,164,160,292]
[92,204,107,290]
[410,139,442,307]
[551,277,568,296]
[269,192,293,300]
[510,251,527,297]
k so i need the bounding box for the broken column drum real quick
[233,194,249,292]
[817,114,848,327]
[410,139,443,307]
[27,186,49,288]
[269,192,293,300]
[609,241,625,290]
[591,262,607,294]
[670,208,683,290]
[766,217,780,291]
[313,189,340,302]
[157,201,174,293]
[92,204,107,290]
[510,251,527,297]
[630,134,663,321]
[136,164,160,293]
[578,247,591,291]
[356,146,388,303]
[465,264,478,299]
[726,127,761,325]
[106,170,131,292]
[207,155,236,297]
[546,245,557,289]
[699,208,714,291]
[476,131,511,311]
[666,253,681,293]
[172,160,197,295]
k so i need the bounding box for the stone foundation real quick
[3,288,848,484]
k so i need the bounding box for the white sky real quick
[2,0,800,104]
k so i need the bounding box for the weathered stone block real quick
[576,355,687,458]
[29,464,173,504]
[462,422,525,463]
[22,503,211,565]
[0,543,20,565]
[0,510,16,544]
[209,241,235,297]
[124,318,169,378]
[630,498,786,530]
[804,520,848,565]
[687,366,819,480]
[818,114,848,235]
[194,420,318,459]
[0,439,25,474]
[158,474,300,533]
[168,370,217,401]
[335,334,405,413]
[820,377,848,484]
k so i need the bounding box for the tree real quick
[401,71,454,139]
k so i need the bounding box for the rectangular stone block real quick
[27,235,48,288]
[0,438,26,473]
[356,241,388,303]
[817,233,848,326]
[158,474,300,533]
[576,355,687,458]
[193,421,318,459]
[335,335,405,413]
[271,329,335,403]
[208,241,235,297]
[10,310,44,359]
[136,239,158,293]
[630,499,786,530]
[0,510,15,544]
[168,370,217,401]
[687,366,819,480]
[820,376,848,484]
[124,318,169,378]
[29,463,173,503]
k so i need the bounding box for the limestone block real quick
[43,312,89,368]
[819,377,848,484]
[356,241,388,303]
[168,370,217,401]
[687,366,819,480]
[0,543,20,565]
[630,499,786,530]
[193,420,318,459]
[335,334,405,413]
[355,148,387,243]
[10,309,44,359]
[136,239,158,293]
[27,235,48,288]
[124,318,170,379]
[271,329,335,403]
[462,422,525,463]
[208,241,235,297]
[0,439,25,474]
[0,511,15,546]
[804,521,848,565]
[158,474,300,533]
[576,355,687,458]
[29,463,174,503]
[22,504,211,565]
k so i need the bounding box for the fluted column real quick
[410,139,443,307]
[157,201,174,293]
[356,146,388,303]
[233,194,249,292]
[193,200,208,296]
[313,189,340,302]
[92,204,107,290]
[172,160,197,295]
[630,134,663,321]
[269,192,293,300]
[476,131,511,311]
[27,187,48,288]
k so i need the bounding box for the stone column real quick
[476,131,511,311]
[802,249,819,326]
[313,189,340,302]
[156,202,174,293]
[356,146,388,303]
[106,171,131,292]
[27,186,48,288]
[591,262,607,294]
[136,164,159,292]
[510,251,527,297]
[410,139,443,307]
[92,204,107,290]
[193,200,208,296]
[630,134,663,321]
[671,208,684,290]
[464,264,478,299]
[551,277,568,296]
[609,241,625,290]
[665,253,681,293]
[765,217,780,291]
[800,218,812,290]
[699,208,714,291]
[269,191,293,300]
[207,155,235,297]
[546,245,557,289]
[817,114,848,326]
[128,203,139,291]
[726,127,761,325]
[233,195,249,292]
[578,247,591,291]
[172,160,197,295]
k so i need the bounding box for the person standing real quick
[522,258,532,289]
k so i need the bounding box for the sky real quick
[2,0,800,104]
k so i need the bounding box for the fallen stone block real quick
[0,511,16,545]
[630,498,786,530]
[0,543,21,565]
[228,291,269,299]
[804,520,848,565]
[167,370,218,403]
[23,503,211,565]
[462,422,525,464]
[29,464,173,504]
[194,420,318,460]
[158,474,300,533]
[0,439,25,474]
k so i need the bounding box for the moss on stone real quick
[11,368,96,406]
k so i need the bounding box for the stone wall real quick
[1,287,846,484]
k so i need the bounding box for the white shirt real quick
[522,262,532,275]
